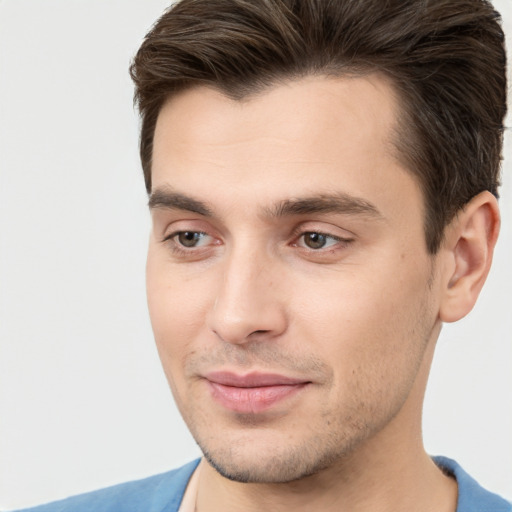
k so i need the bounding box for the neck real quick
[196,439,456,512]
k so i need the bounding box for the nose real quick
[206,244,288,345]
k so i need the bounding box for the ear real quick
[439,191,500,323]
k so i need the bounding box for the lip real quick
[204,371,310,414]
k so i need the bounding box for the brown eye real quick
[303,232,329,249]
[177,231,206,247]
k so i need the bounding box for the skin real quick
[146,75,499,511]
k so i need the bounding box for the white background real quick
[0,0,511,509]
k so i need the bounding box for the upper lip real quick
[205,371,310,388]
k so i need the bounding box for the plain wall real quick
[0,0,511,508]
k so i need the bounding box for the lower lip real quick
[207,381,308,414]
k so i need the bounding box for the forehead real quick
[151,75,422,225]
[153,74,399,166]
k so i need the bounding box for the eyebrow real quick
[266,193,383,220]
[148,188,213,216]
[148,187,383,220]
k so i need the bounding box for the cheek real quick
[146,254,213,379]
[292,258,434,382]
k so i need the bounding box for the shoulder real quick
[433,456,512,512]
[12,459,200,512]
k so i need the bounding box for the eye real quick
[168,231,212,248]
[299,231,341,250]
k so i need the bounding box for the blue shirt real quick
[13,456,511,512]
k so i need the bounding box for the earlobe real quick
[439,191,500,323]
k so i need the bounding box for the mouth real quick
[204,371,311,414]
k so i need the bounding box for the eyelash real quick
[290,227,353,252]
[161,228,354,258]
[162,231,212,257]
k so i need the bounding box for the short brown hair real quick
[130,0,507,253]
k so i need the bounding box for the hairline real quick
[146,69,434,251]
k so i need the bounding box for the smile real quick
[205,372,310,414]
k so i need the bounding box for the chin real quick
[201,447,331,483]
[196,427,356,484]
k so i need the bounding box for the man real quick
[15,0,511,510]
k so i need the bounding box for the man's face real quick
[147,75,441,483]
